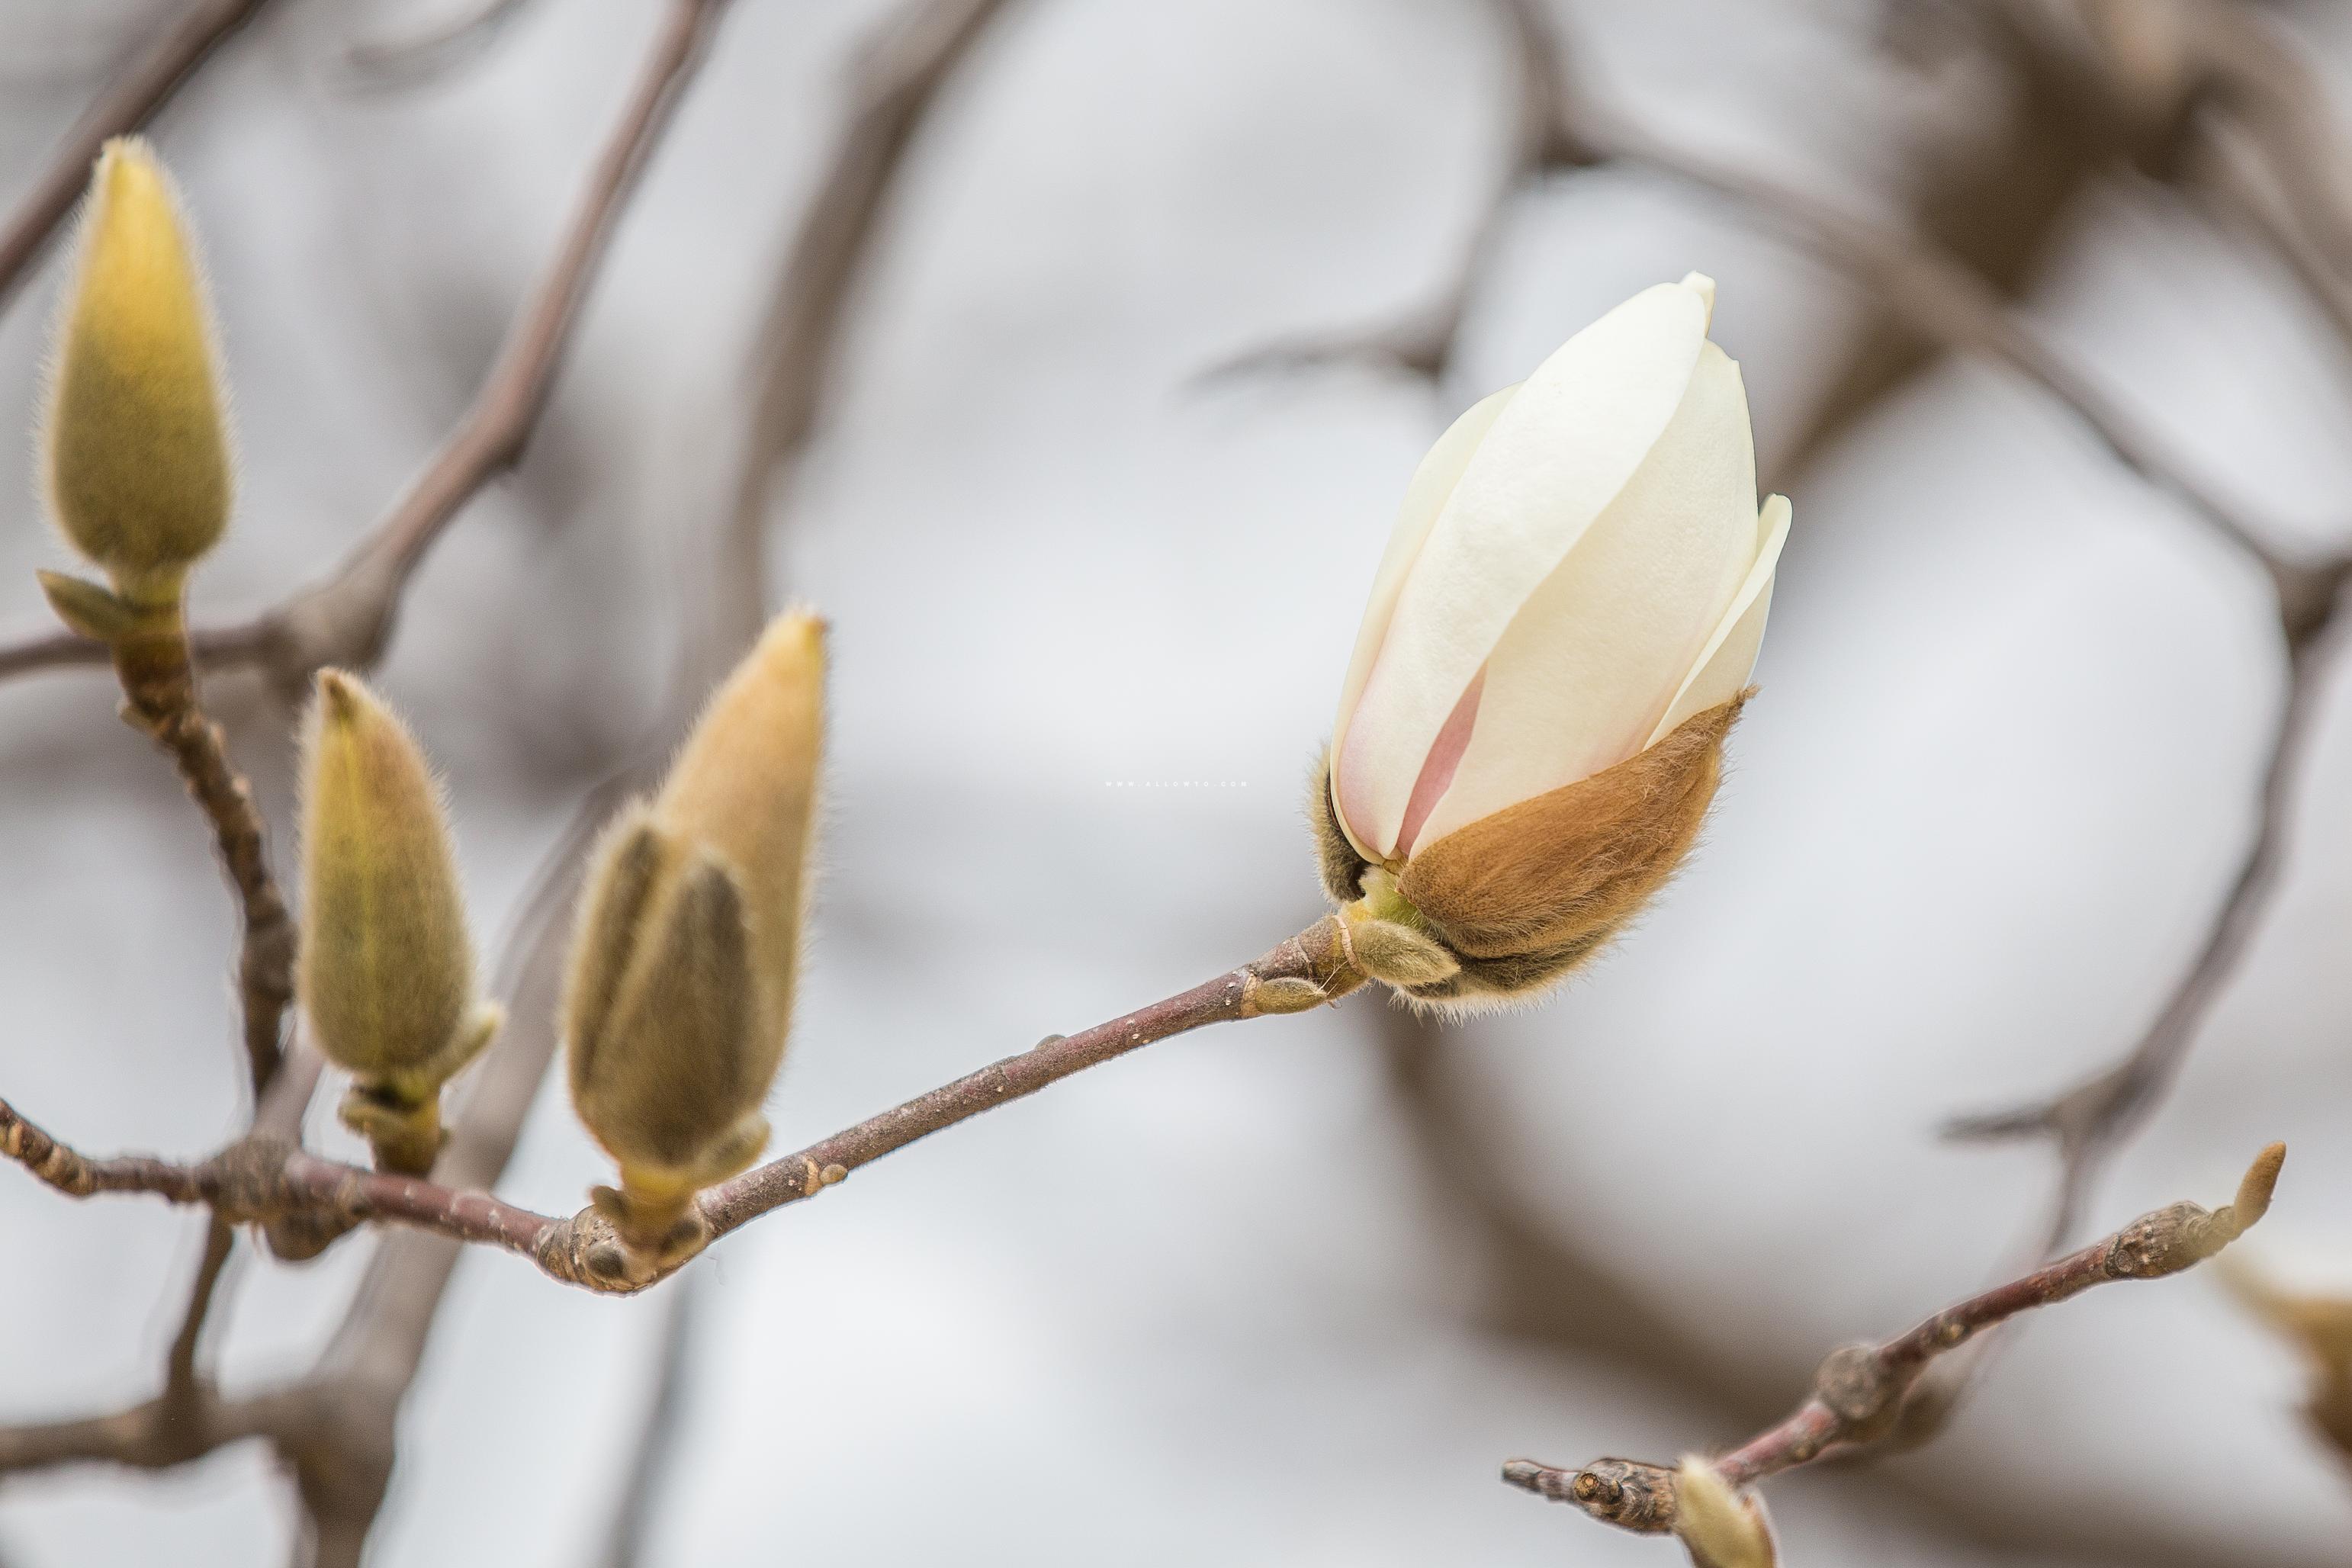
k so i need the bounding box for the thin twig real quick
[0,919,1364,1293]
[161,1216,236,1409]
[594,1274,704,1568]
[0,0,734,697]
[1503,1145,2286,1535]
[104,621,294,1096]
[2190,4,2352,290]
[0,1383,312,1476]
[1194,0,1569,385]
[342,0,539,84]
[0,0,274,313]
[718,0,1019,670]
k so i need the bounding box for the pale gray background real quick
[2,0,2350,1563]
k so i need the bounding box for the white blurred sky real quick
[4,1,2352,1564]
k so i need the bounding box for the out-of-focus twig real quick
[0,0,734,699]
[594,1274,704,1568]
[160,1216,236,1412]
[1948,588,2347,1247]
[719,0,1019,670]
[342,0,538,83]
[1505,1147,2285,1542]
[1194,0,1572,385]
[0,0,274,313]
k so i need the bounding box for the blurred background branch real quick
[0,0,272,313]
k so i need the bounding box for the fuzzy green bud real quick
[297,669,496,1174]
[43,139,232,607]
[564,610,826,1260]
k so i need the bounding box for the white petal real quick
[1329,386,1517,857]
[1412,340,1762,847]
[1336,278,1713,860]
[1681,270,1717,326]
[1643,492,1790,747]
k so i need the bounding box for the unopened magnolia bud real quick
[563,611,825,1258]
[1672,1459,1776,1568]
[43,139,231,606]
[298,670,492,1174]
[1316,274,1788,1011]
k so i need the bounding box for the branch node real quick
[1811,1341,1901,1438]
[1503,1455,1679,1531]
[2105,1142,2284,1278]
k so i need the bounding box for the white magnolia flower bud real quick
[1317,273,1791,1007]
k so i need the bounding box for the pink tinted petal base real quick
[1396,669,1484,859]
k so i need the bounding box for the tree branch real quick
[1946,580,2349,1247]
[593,1274,703,1568]
[0,0,275,313]
[0,1383,310,1477]
[100,625,296,1096]
[1194,0,1571,386]
[342,0,539,84]
[0,919,1364,1293]
[0,0,734,697]
[161,1216,236,1410]
[1503,1145,2286,1537]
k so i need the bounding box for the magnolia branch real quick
[102,631,295,1094]
[0,921,1361,1293]
[1502,1145,2286,1541]
[0,0,733,696]
[0,0,274,311]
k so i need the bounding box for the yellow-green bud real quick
[1673,1458,1778,1568]
[297,669,495,1174]
[564,610,826,1259]
[43,139,232,607]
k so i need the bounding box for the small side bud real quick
[1341,916,1461,988]
[561,611,826,1261]
[1243,975,1329,1016]
[297,670,488,1174]
[1672,1459,1776,1568]
[2105,1142,2287,1279]
[36,569,149,644]
[43,139,231,606]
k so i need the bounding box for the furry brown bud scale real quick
[1314,695,1745,1009]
